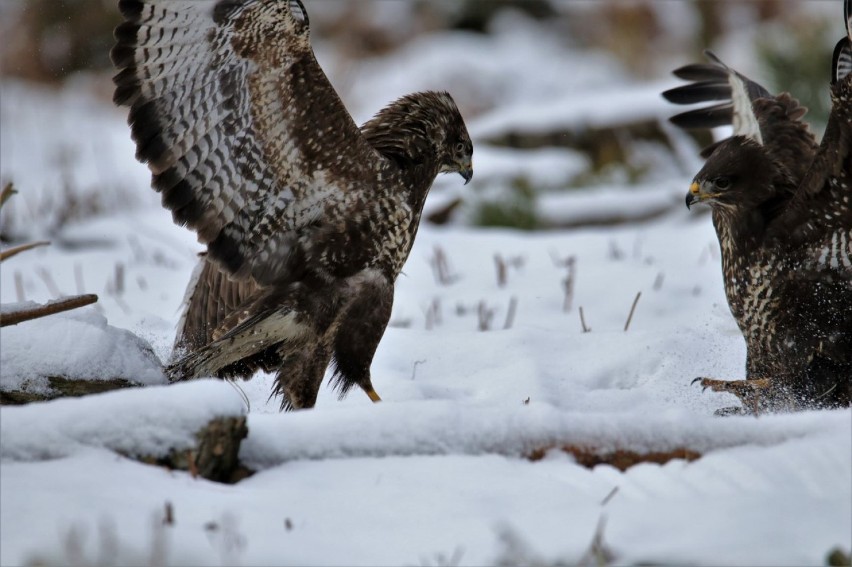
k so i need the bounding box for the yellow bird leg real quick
[365,387,382,403]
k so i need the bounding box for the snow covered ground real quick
[1,6,850,565]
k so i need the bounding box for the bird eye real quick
[714,177,731,190]
[455,142,465,154]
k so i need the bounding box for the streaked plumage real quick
[112,0,473,409]
[662,9,852,412]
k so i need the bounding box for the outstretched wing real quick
[776,3,852,248]
[112,0,386,285]
[662,50,818,179]
[832,0,852,86]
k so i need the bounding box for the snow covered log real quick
[0,306,166,404]
[137,414,249,483]
[1,380,249,483]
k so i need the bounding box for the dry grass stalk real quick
[494,254,507,288]
[424,297,441,330]
[1,294,98,327]
[562,256,577,312]
[623,291,641,332]
[579,306,591,333]
[477,301,495,331]
[428,245,459,286]
[0,182,16,209]
[503,296,518,330]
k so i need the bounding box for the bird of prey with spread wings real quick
[111,0,473,409]
[662,3,851,413]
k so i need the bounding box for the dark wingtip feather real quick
[669,104,733,130]
[110,44,136,69]
[117,0,144,22]
[127,101,169,163]
[113,21,140,44]
[671,62,728,82]
[112,67,140,106]
[662,81,731,105]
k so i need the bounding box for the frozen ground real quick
[1,10,850,566]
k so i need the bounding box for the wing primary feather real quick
[669,104,734,130]
[662,81,732,105]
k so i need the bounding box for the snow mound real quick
[241,401,851,469]
[0,305,166,393]
[0,380,246,461]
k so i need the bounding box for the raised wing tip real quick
[833,39,852,85]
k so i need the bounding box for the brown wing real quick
[174,254,260,354]
[773,60,852,249]
[662,50,818,178]
[112,0,392,286]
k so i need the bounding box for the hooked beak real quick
[458,158,473,185]
[685,180,720,210]
[685,181,700,210]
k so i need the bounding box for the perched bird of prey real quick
[111,0,473,409]
[662,8,852,412]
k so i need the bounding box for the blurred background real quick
[0,0,842,243]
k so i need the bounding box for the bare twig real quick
[0,240,50,262]
[623,292,642,332]
[579,306,591,333]
[652,272,664,291]
[1,294,98,327]
[503,296,518,330]
[0,182,16,210]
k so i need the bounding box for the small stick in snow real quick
[163,501,174,526]
[0,240,50,262]
[114,262,125,295]
[477,301,495,331]
[410,359,425,380]
[494,254,507,288]
[0,182,16,209]
[652,272,664,291]
[624,291,642,332]
[579,306,591,333]
[608,239,624,261]
[424,297,441,330]
[601,486,619,506]
[0,293,98,327]
[562,256,576,312]
[428,245,459,286]
[503,296,518,330]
